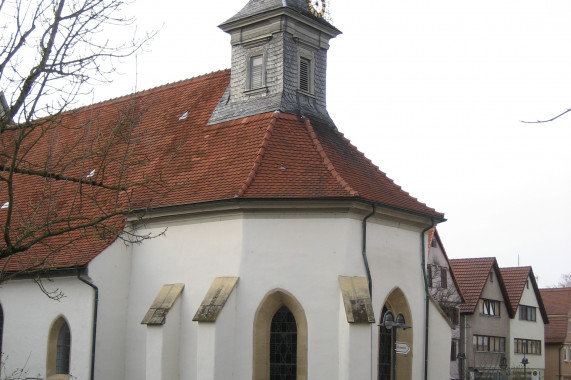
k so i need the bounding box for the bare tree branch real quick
[0,0,164,291]
[520,108,571,124]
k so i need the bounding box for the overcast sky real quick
[91,0,571,287]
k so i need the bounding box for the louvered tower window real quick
[299,57,311,93]
[56,322,71,374]
[270,306,297,380]
[249,55,264,89]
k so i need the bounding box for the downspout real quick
[77,269,99,380]
[421,219,435,380]
[362,203,376,297]
[362,203,375,380]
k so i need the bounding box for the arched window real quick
[379,288,413,380]
[46,316,71,379]
[56,322,71,374]
[270,306,297,379]
[253,289,307,380]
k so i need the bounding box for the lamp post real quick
[521,356,529,380]
[380,311,410,380]
[456,353,466,380]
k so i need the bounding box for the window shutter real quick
[440,267,447,288]
[299,58,310,92]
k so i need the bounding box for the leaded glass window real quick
[56,322,71,374]
[270,306,297,380]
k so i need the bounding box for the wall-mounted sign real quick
[395,342,410,355]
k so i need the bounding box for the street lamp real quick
[521,356,529,380]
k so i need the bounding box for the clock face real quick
[308,0,326,18]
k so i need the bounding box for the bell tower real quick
[208,0,341,126]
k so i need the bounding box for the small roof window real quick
[86,169,96,178]
[179,111,189,120]
[1,201,9,209]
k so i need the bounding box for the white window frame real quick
[480,299,501,317]
[245,48,267,93]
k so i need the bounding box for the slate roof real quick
[222,0,338,30]
[540,287,571,344]
[500,266,548,324]
[0,70,443,273]
[449,257,514,316]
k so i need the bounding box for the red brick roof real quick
[449,257,514,316]
[500,266,548,324]
[1,70,443,272]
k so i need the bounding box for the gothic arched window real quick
[46,316,71,379]
[253,289,308,380]
[270,306,297,379]
[56,322,71,374]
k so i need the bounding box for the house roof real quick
[540,287,571,344]
[540,287,571,316]
[0,70,443,273]
[500,266,548,324]
[449,257,514,317]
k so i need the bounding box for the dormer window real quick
[247,54,265,91]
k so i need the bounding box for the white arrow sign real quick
[395,342,410,355]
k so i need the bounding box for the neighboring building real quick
[450,258,514,379]
[427,229,465,380]
[0,1,454,380]
[540,287,571,380]
[501,266,549,379]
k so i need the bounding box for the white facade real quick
[0,201,452,380]
[508,275,546,376]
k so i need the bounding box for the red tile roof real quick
[543,316,569,344]
[540,288,571,343]
[500,266,548,324]
[541,287,571,316]
[449,257,514,316]
[1,70,443,272]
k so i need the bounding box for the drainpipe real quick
[420,219,435,380]
[362,203,375,380]
[362,203,376,297]
[77,269,98,380]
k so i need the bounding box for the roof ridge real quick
[235,111,280,197]
[302,117,359,198]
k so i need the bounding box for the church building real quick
[0,1,453,379]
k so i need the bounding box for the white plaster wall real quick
[94,204,443,380]
[428,300,454,380]
[367,217,430,380]
[123,213,244,380]
[0,276,94,379]
[87,238,133,380]
[509,275,545,371]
